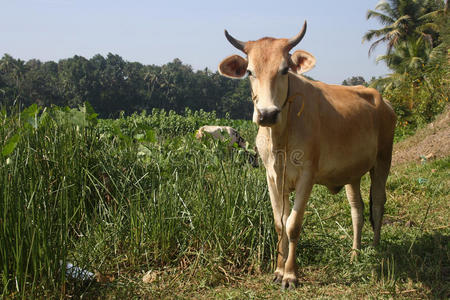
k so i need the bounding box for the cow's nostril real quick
[259,109,280,126]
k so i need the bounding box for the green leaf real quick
[84,101,98,126]
[134,133,145,141]
[2,133,20,156]
[21,104,41,129]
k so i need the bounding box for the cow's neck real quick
[267,111,289,151]
[264,73,303,151]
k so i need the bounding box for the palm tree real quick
[363,0,444,56]
[376,36,433,73]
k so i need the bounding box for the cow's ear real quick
[218,55,248,78]
[290,50,316,74]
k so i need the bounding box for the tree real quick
[0,54,28,106]
[366,0,449,126]
[0,54,257,119]
[220,79,252,119]
[342,76,368,86]
[378,36,434,74]
[362,0,444,56]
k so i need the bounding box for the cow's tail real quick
[369,181,374,229]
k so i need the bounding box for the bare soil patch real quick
[392,106,450,166]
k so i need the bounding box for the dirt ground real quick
[392,107,450,166]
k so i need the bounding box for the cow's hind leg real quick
[369,153,392,246]
[345,179,364,261]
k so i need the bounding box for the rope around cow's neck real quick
[278,91,303,272]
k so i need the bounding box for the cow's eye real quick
[247,70,253,77]
[281,67,289,75]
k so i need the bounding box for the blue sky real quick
[0,0,390,84]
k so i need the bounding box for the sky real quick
[0,0,391,84]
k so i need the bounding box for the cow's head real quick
[218,22,315,127]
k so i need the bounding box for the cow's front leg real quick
[282,171,313,289]
[267,175,290,283]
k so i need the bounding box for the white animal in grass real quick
[195,125,258,167]
[195,125,247,148]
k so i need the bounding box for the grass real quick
[85,158,449,299]
[0,105,448,299]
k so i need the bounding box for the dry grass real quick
[393,106,450,166]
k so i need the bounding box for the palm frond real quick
[362,30,382,42]
[385,28,402,40]
[385,28,403,51]
[366,9,395,25]
[363,26,395,43]
[374,1,398,19]
[375,54,389,63]
[392,14,411,29]
[418,9,444,21]
[368,73,401,92]
[428,42,446,61]
[368,36,388,56]
[417,22,440,33]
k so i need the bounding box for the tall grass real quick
[0,104,270,297]
[1,104,103,296]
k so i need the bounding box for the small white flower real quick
[6,157,12,165]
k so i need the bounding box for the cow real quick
[195,125,259,167]
[196,125,247,148]
[218,21,396,289]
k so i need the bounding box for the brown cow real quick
[218,21,396,289]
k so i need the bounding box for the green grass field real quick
[1,105,448,299]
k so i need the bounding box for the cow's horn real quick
[287,21,307,50]
[224,30,246,52]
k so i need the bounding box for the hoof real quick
[281,278,298,290]
[272,273,283,283]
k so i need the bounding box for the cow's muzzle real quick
[258,108,280,126]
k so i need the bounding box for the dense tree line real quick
[0,54,253,119]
